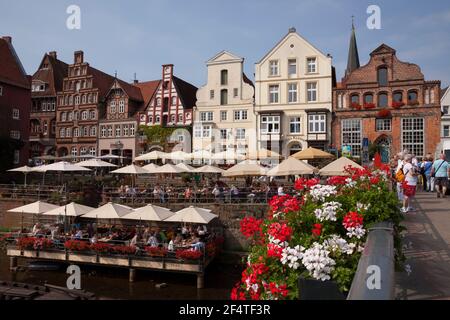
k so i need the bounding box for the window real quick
[443,125,450,137]
[101,126,106,138]
[443,106,449,115]
[378,67,388,86]
[220,111,227,121]
[351,94,360,104]
[210,90,214,99]
[68,112,73,121]
[119,100,125,113]
[307,57,317,73]
[69,96,73,105]
[234,110,248,121]
[12,108,19,119]
[42,102,47,111]
[130,124,135,136]
[376,119,392,131]
[83,126,89,137]
[393,92,403,102]
[233,88,238,98]
[200,112,213,122]
[89,147,96,157]
[288,83,298,103]
[80,147,87,155]
[402,118,424,156]
[202,125,211,138]
[156,98,161,106]
[71,147,77,157]
[261,115,280,134]
[10,130,20,139]
[13,150,19,165]
[82,111,88,120]
[288,59,297,76]
[342,119,362,157]
[155,116,160,123]
[408,90,418,103]
[60,128,65,138]
[170,114,176,123]
[221,70,228,85]
[178,114,183,122]
[220,89,228,105]
[75,95,80,105]
[82,95,86,104]
[88,94,93,103]
[236,128,246,140]
[378,93,388,107]
[115,125,121,137]
[107,126,113,137]
[66,127,71,137]
[307,82,317,102]
[74,111,79,121]
[171,96,177,106]
[364,94,373,104]
[290,117,301,133]
[269,60,279,76]
[90,110,96,120]
[220,129,228,140]
[269,85,279,103]
[308,114,326,133]
[73,128,79,137]
[194,125,202,138]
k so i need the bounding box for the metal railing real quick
[347,221,395,300]
[0,184,64,201]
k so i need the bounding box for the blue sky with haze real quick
[1,0,449,87]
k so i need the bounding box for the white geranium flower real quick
[281,245,304,270]
[323,235,355,255]
[314,202,342,221]
[309,185,337,202]
[346,226,366,239]
[301,243,336,281]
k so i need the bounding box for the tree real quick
[139,125,175,151]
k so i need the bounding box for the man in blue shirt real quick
[431,153,450,198]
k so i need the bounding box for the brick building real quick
[332,27,441,163]
[0,36,31,168]
[56,51,116,157]
[98,78,160,162]
[138,64,198,153]
[30,51,68,158]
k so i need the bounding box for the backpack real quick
[395,166,405,182]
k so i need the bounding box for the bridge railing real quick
[347,221,395,300]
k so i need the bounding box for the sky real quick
[1,0,449,87]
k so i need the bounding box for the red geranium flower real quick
[327,176,348,186]
[343,211,364,229]
[240,216,263,238]
[268,222,292,242]
[267,243,283,259]
[312,223,322,237]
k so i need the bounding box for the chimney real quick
[2,36,12,44]
[74,50,84,64]
[288,27,296,33]
[49,51,57,59]
[134,79,139,84]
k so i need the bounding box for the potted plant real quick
[377,108,391,118]
[391,101,405,109]
[145,246,168,257]
[363,103,376,109]
[350,102,362,110]
[175,249,202,260]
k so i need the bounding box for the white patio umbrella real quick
[40,161,92,172]
[222,160,268,177]
[81,202,133,219]
[97,154,127,160]
[266,157,317,176]
[165,206,218,224]
[42,202,95,217]
[212,151,246,162]
[318,157,364,176]
[176,163,195,172]
[8,201,59,214]
[110,164,149,175]
[153,163,187,174]
[167,150,190,161]
[142,163,160,172]
[193,165,225,174]
[8,166,35,186]
[75,159,118,168]
[135,151,169,161]
[123,204,174,222]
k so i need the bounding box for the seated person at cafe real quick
[147,233,159,247]
[74,229,83,240]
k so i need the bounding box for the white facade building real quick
[254,27,333,158]
[194,51,255,163]
[440,86,450,158]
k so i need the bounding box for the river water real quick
[0,251,242,300]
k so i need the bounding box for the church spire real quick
[345,18,360,76]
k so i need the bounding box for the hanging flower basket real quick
[377,108,391,118]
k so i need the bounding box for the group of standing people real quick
[392,151,450,213]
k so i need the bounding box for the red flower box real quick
[145,246,168,257]
[391,101,405,109]
[64,240,90,251]
[175,249,202,260]
[377,108,391,118]
[363,103,376,109]
[90,242,113,254]
[350,102,362,110]
[17,237,38,250]
[113,245,136,255]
